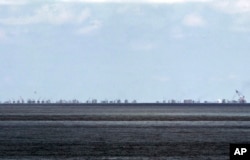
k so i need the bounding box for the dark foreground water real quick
[0,105,250,160]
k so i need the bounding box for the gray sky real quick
[0,0,250,102]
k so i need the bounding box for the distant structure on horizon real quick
[0,90,246,104]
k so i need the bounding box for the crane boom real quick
[235,90,246,103]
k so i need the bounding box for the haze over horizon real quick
[0,0,250,102]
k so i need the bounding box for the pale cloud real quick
[77,20,102,35]
[231,25,250,32]
[130,41,156,51]
[0,4,91,25]
[230,14,250,32]
[117,5,144,15]
[3,75,12,84]
[60,0,210,3]
[152,76,171,82]
[0,29,6,40]
[213,0,250,14]
[210,0,250,32]
[228,74,239,80]
[34,4,74,24]
[170,27,185,39]
[0,0,28,5]
[183,13,206,27]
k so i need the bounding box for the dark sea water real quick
[0,105,250,160]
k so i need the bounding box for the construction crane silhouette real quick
[236,90,246,103]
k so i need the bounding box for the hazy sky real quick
[0,0,250,102]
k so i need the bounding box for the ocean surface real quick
[0,104,250,160]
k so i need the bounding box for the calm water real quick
[0,105,250,160]
[1,105,250,116]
